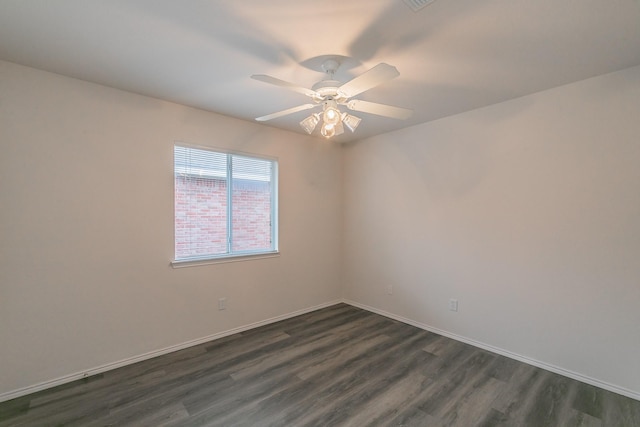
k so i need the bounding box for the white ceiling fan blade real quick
[346,100,413,120]
[338,63,400,98]
[255,104,317,121]
[251,74,319,98]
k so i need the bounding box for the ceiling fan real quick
[251,59,412,139]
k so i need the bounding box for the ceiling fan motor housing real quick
[312,80,343,99]
[311,58,347,101]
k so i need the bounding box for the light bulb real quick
[321,123,336,138]
[323,107,341,125]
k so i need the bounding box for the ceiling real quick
[1,0,640,143]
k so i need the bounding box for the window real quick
[174,145,278,263]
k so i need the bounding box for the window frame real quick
[171,143,279,267]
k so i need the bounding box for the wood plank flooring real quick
[1,303,639,426]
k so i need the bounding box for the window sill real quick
[170,251,280,268]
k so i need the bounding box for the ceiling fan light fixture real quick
[342,113,361,132]
[323,106,341,126]
[300,113,320,134]
[321,122,336,138]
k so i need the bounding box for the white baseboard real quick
[0,299,343,403]
[4,298,638,403]
[343,299,640,402]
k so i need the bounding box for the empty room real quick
[1,1,639,426]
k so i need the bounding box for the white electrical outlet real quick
[386,285,393,295]
[218,297,227,310]
[449,299,458,312]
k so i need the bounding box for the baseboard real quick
[343,299,640,402]
[0,299,343,403]
[5,298,637,403]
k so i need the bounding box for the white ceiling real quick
[1,0,640,143]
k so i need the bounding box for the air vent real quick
[402,0,437,12]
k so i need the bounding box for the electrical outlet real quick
[386,285,393,295]
[449,299,458,312]
[218,297,227,310]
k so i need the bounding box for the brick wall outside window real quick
[232,179,272,252]
[175,175,272,259]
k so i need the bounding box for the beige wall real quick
[343,65,640,396]
[0,60,343,396]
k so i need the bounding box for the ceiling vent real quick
[402,0,437,12]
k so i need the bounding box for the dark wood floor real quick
[1,303,639,426]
